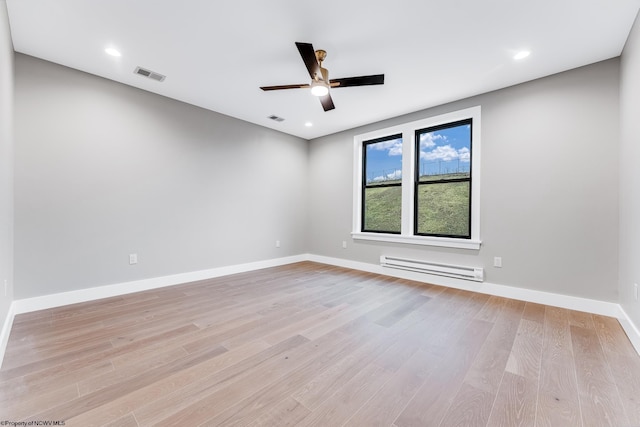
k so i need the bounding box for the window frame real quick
[361,133,404,234]
[352,106,481,250]
[414,118,473,239]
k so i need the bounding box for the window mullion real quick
[400,129,414,236]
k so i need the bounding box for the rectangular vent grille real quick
[268,115,285,122]
[134,66,166,82]
[380,255,484,282]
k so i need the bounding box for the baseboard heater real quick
[380,255,484,282]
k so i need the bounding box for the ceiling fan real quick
[260,42,385,112]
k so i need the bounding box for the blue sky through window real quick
[365,137,403,184]
[418,123,471,176]
[365,123,471,184]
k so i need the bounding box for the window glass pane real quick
[362,135,402,233]
[365,137,403,186]
[364,186,402,233]
[418,122,470,181]
[416,181,470,237]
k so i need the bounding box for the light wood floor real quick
[1,262,639,426]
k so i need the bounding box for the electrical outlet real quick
[275,240,281,248]
[493,257,502,268]
[129,253,138,265]
[342,241,347,249]
[635,283,638,301]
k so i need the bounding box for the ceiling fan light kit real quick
[310,80,329,97]
[260,42,385,111]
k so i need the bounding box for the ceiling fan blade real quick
[319,93,335,112]
[331,74,385,87]
[296,42,321,80]
[260,84,310,91]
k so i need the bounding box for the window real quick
[362,134,403,233]
[352,106,481,250]
[415,119,472,238]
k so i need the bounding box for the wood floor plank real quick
[0,341,114,379]
[375,294,431,328]
[418,289,490,359]
[536,358,583,427]
[371,297,458,373]
[570,325,629,426]
[261,303,355,345]
[505,318,543,380]
[219,304,323,349]
[197,319,386,426]
[568,310,596,330]
[131,335,309,425]
[77,346,188,396]
[290,323,397,411]
[293,303,363,341]
[601,350,640,424]
[25,345,229,423]
[0,262,637,427]
[536,307,582,427]
[149,332,350,426]
[181,313,269,353]
[0,323,200,382]
[438,382,495,427]
[65,339,272,426]
[521,301,546,324]
[437,300,526,426]
[102,413,139,427]
[245,397,311,427]
[343,349,439,427]
[486,372,537,427]
[0,358,113,406]
[394,319,495,426]
[592,314,638,358]
[0,383,79,421]
[474,295,507,323]
[296,362,393,426]
[463,299,525,395]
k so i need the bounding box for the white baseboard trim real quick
[2,253,639,367]
[12,255,307,315]
[0,303,16,368]
[308,255,620,316]
[308,254,640,355]
[617,305,640,355]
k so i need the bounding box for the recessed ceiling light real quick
[105,47,121,57]
[305,122,313,127]
[513,50,530,60]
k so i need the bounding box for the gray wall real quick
[7,36,628,308]
[13,54,309,299]
[620,13,640,327]
[0,0,14,329]
[309,59,620,302]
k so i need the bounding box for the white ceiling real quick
[6,0,640,140]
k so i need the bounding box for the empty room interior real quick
[2,0,640,426]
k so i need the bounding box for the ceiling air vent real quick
[134,66,166,82]
[268,115,285,122]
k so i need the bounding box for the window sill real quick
[351,232,482,250]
